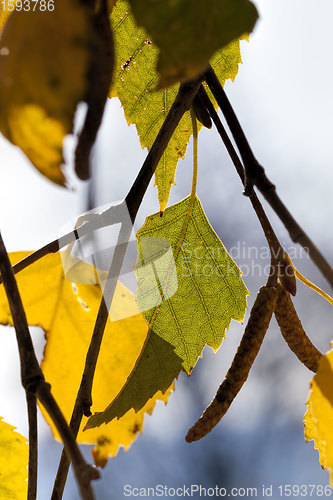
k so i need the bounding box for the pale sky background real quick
[1,0,333,498]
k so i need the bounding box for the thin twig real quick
[0,203,124,285]
[0,232,98,500]
[75,0,114,180]
[205,67,333,289]
[4,69,332,291]
[200,86,296,294]
[1,79,203,285]
[51,75,204,500]
[26,391,38,500]
[200,89,281,257]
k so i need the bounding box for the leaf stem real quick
[0,232,98,500]
[291,264,333,306]
[190,108,198,199]
[51,75,204,500]
[205,66,333,289]
[172,110,198,259]
[140,110,201,365]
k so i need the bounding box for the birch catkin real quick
[274,285,322,372]
[186,285,277,443]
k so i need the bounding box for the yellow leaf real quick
[0,252,172,465]
[0,9,11,35]
[304,347,333,485]
[0,0,94,185]
[0,417,28,499]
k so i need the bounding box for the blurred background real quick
[1,0,333,498]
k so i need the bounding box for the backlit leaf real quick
[0,0,94,185]
[86,330,183,430]
[0,252,172,465]
[136,196,249,372]
[0,417,28,499]
[86,196,248,428]
[111,0,245,212]
[128,0,258,87]
[304,347,333,485]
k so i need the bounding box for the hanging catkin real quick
[186,285,277,443]
[274,284,322,372]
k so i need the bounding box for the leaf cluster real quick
[0,0,333,498]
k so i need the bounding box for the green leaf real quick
[0,417,28,500]
[86,330,183,430]
[137,196,249,369]
[128,0,258,88]
[111,0,246,212]
[86,196,248,428]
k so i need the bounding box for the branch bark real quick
[205,67,333,289]
[26,391,38,500]
[51,75,204,499]
[0,232,99,500]
[200,86,295,293]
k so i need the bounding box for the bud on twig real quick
[277,252,297,296]
[192,88,212,129]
